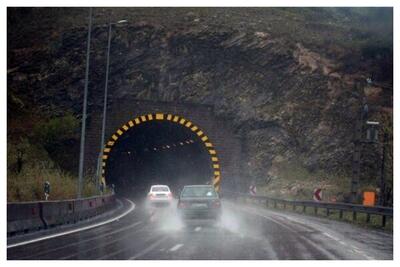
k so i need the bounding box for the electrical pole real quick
[78,7,93,198]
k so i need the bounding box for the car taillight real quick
[178,201,187,208]
[168,192,173,198]
[148,193,154,199]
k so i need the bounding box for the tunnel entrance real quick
[102,114,221,197]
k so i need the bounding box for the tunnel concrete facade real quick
[84,97,243,192]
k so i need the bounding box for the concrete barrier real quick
[7,194,116,236]
[7,202,44,234]
[41,200,75,227]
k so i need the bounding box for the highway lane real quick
[7,198,393,260]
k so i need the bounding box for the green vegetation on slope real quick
[258,159,389,203]
[7,114,98,202]
[258,159,349,201]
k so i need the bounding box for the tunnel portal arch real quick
[101,113,221,191]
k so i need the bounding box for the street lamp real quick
[365,121,379,142]
[78,7,93,199]
[96,18,128,189]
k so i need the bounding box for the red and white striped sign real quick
[313,188,322,201]
[249,185,257,196]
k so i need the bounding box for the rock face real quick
[8,7,393,196]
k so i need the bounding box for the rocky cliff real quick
[8,7,393,200]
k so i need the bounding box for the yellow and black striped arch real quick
[101,113,221,192]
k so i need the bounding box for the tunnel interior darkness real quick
[105,120,213,197]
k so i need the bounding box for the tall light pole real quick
[78,7,93,199]
[96,18,128,189]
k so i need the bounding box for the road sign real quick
[249,185,257,196]
[313,188,322,201]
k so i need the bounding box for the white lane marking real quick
[233,202,377,260]
[194,226,201,232]
[95,229,157,260]
[22,220,143,259]
[322,232,340,242]
[7,198,136,249]
[169,243,184,252]
[252,205,377,260]
[350,246,375,260]
[321,229,374,260]
[233,205,340,259]
[129,236,168,259]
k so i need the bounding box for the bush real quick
[30,113,80,173]
[7,139,97,202]
[8,165,97,201]
[257,159,363,202]
[33,113,79,154]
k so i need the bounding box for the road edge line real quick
[7,198,135,249]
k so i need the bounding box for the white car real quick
[147,185,173,206]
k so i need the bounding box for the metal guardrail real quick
[223,191,393,228]
[7,194,116,236]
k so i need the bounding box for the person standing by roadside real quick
[44,181,50,200]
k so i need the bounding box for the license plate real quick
[191,203,207,208]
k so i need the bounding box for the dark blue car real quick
[177,185,221,220]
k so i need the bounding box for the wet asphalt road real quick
[7,198,393,260]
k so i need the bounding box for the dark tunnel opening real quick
[105,120,214,198]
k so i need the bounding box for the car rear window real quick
[181,186,217,198]
[152,186,169,192]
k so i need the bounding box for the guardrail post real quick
[265,199,269,208]
[314,207,318,215]
[366,213,371,223]
[382,215,386,228]
[303,205,306,213]
[339,210,343,219]
[283,202,286,209]
[292,204,296,211]
[352,211,357,221]
[326,208,330,217]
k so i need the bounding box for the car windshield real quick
[152,186,169,192]
[181,186,217,198]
